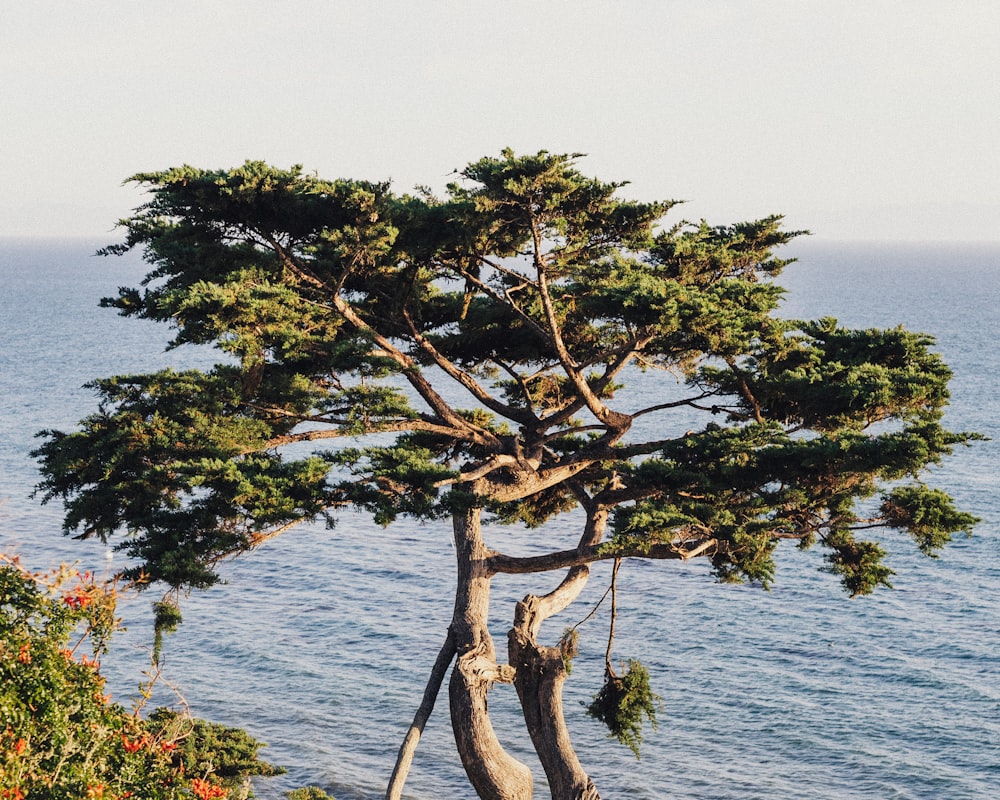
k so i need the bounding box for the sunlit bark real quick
[449,504,533,800]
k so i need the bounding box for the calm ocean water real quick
[1,239,998,799]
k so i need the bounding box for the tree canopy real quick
[34,150,979,799]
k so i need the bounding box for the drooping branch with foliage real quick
[35,150,979,799]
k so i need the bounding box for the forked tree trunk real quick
[509,591,601,800]
[508,508,609,800]
[449,505,534,800]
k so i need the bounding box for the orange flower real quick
[121,733,149,753]
[2,788,25,800]
[17,643,31,664]
[86,784,105,798]
[13,738,27,755]
[64,586,92,609]
[79,653,100,669]
[190,778,228,800]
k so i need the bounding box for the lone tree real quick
[35,150,978,799]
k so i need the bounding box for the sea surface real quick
[1,238,998,799]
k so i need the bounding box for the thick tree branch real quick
[329,294,500,447]
[261,417,472,451]
[489,537,718,575]
[433,454,521,488]
[534,255,631,432]
[480,460,593,504]
[402,307,538,427]
[521,507,610,638]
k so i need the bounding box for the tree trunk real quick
[509,594,600,800]
[449,505,534,800]
[508,508,609,800]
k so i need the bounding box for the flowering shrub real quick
[0,555,280,799]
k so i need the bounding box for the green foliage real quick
[586,660,659,759]
[286,788,335,800]
[882,484,980,555]
[33,366,338,589]
[146,708,284,784]
[28,146,983,797]
[716,319,957,431]
[823,530,894,596]
[327,444,455,525]
[0,554,280,799]
[35,149,978,601]
[650,216,802,286]
[450,148,673,262]
[152,598,183,664]
[490,484,578,528]
[153,598,183,633]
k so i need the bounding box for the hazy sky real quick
[2,1,998,240]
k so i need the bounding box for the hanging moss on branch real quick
[152,596,183,664]
[587,659,660,759]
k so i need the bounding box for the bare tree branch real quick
[401,307,538,427]
[386,628,457,800]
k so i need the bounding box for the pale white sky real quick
[2,0,998,240]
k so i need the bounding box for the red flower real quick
[64,586,92,609]
[190,778,228,800]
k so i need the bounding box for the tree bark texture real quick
[507,508,609,799]
[509,591,600,800]
[449,505,534,800]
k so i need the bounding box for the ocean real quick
[1,238,998,799]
